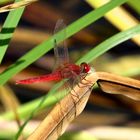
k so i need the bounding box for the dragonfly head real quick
[80,62,90,73]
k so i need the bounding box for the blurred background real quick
[0,0,140,139]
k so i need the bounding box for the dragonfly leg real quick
[68,82,79,99]
[70,93,78,117]
[64,81,78,117]
[79,73,94,87]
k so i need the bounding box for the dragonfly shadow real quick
[0,27,16,46]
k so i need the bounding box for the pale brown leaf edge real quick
[97,72,140,100]
[27,72,140,140]
[0,0,38,13]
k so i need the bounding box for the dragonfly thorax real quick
[59,63,81,79]
[59,63,90,79]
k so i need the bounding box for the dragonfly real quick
[16,19,90,85]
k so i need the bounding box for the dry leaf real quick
[0,0,37,13]
[97,72,140,100]
[27,71,98,140]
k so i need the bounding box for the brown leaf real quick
[97,72,140,100]
[27,71,98,140]
[0,0,37,13]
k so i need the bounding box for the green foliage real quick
[0,0,127,85]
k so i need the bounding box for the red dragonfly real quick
[16,20,90,85]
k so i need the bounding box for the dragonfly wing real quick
[53,19,69,69]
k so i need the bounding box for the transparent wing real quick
[53,19,69,68]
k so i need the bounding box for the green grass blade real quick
[1,24,140,121]
[0,0,25,63]
[0,0,127,85]
[77,24,140,64]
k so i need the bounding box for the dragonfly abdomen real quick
[16,72,62,84]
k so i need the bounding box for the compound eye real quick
[80,62,90,73]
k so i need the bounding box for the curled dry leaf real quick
[27,71,98,140]
[97,72,140,100]
[0,0,38,13]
